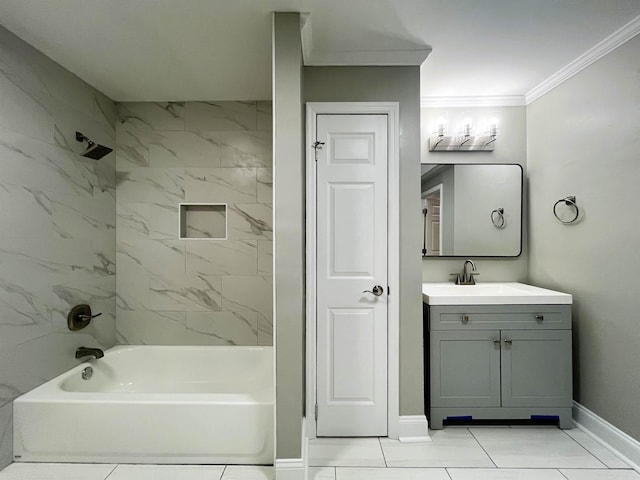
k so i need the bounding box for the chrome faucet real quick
[75,346,104,360]
[451,259,479,285]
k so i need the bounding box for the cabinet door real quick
[431,330,501,407]
[501,330,572,407]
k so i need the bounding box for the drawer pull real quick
[492,338,501,346]
[461,315,469,324]
[503,338,512,345]
[535,314,544,321]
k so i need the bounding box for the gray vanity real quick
[423,282,573,429]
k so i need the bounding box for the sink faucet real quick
[75,346,104,360]
[451,259,479,285]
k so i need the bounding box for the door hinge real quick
[387,285,390,296]
[314,403,318,421]
[312,141,325,162]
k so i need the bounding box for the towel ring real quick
[553,196,579,224]
[491,208,505,228]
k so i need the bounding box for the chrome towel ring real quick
[491,208,505,228]
[553,196,579,224]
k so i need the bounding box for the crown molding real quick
[421,95,525,108]
[526,14,640,104]
[305,48,431,67]
[300,15,430,66]
[305,48,431,66]
[300,12,313,65]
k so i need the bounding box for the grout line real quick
[331,465,337,480]
[378,437,388,467]
[103,464,119,480]
[467,427,498,468]
[561,428,608,468]
[558,468,571,479]
[219,464,227,480]
[444,467,454,479]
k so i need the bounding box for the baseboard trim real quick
[398,415,431,443]
[275,458,306,480]
[275,417,308,480]
[573,401,640,472]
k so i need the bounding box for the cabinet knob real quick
[503,338,512,345]
[461,315,469,324]
[535,314,544,322]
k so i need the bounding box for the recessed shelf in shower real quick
[179,203,227,239]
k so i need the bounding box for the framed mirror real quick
[421,163,523,257]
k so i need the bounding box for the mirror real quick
[421,163,523,257]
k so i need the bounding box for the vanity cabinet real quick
[427,304,572,429]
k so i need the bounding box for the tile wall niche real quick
[0,26,117,468]
[115,101,273,346]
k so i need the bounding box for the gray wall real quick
[0,26,116,468]
[304,66,424,416]
[115,101,273,346]
[421,106,528,282]
[527,34,640,440]
[452,165,522,256]
[273,13,305,459]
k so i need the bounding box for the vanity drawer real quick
[428,305,571,331]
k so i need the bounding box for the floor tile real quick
[565,428,631,469]
[308,438,386,467]
[336,467,450,480]
[447,468,566,479]
[309,467,337,480]
[221,466,273,480]
[0,463,116,480]
[470,427,606,469]
[380,429,495,467]
[510,425,562,429]
[107,464,225,480]
[559,470,640,480]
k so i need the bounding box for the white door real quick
[315,114,388,437]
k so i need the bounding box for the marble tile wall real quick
[115,101,273,346]
[0,26,117,468]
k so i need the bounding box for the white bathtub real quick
[13,346,273,464]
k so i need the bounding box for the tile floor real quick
[307,426,640,479]
[0,426,637,479]
[0,464,272,480]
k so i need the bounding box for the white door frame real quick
[423,184,443,255]
[305,102,400,439]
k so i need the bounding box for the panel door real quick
[431,330,501,408]
[316,114,388,436]
[501,329,572,407]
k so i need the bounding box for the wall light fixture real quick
[428,114,498,152]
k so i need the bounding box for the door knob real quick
[363,285,384,296]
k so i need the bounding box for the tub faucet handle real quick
[67,304,100,331]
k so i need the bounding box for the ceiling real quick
[1,0,639,101]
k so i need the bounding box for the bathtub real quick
[13,346,273,464]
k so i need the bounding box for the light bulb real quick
[489,116,499,136]
[435,116,447,136]
[462,117,473,136]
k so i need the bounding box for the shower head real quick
[75,131,113,160]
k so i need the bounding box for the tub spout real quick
[75,346,104,360]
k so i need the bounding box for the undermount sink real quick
[422,282,572,305]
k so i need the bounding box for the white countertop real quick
[422,282,573,305]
